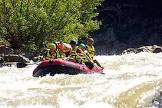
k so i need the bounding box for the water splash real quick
[0,52,162,107]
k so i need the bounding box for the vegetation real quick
[0,0,102,52]
[0,38,10,46]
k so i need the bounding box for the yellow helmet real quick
[47,43,56,49]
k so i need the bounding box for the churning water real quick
[1,52,162,108]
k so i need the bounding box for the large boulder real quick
[122,45,162,54]
[122,48,139,54]
[0,46,13,55]
[3,55,30,63]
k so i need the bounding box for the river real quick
[0,52,162,108]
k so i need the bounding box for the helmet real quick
[87,38,94,43]
[70,40,77,45]
[47,43,56,49]
[79,43,86,49]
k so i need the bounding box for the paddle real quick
[69,54,94,69]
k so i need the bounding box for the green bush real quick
[0,38,10,46]
[0,0,102,52]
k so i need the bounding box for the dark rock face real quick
[94,0,162,55]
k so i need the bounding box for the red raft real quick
[33,59,104,77]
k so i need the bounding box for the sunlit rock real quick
[3,54,30,63]
[122,45,162,54]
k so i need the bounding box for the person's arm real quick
[60,43,71,53]
[77,48,83,54]
[84,51,93,63]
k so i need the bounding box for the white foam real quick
[0,52,162,107]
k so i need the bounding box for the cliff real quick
[94,0,162,55]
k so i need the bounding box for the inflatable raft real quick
[33,59,104,77]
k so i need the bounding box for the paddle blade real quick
[17,62,28,68]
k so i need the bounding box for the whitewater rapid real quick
[0,52,162,108]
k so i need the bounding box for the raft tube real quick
[33,59,104,77]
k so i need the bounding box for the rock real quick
[122,48,138,54]
[33,56,43,62]
[153,48,162,53]
[3,54,30,63]
[13,49,23,55]
[152,90,162,107]
[0,57,4,63]
[152,45,162,53]
[0,45,13,55]
[122,45,162,54]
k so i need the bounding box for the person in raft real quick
[86,37,102,67]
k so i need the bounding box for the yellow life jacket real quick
[47,50,56,59]
[81,51,89,62]
[56,49,65,58]
[47,49,64,59]
[70,46,78,59]
[71,46,78,54]
[69,46,82,62]
[55,43,65,58]
[86,45,95,59]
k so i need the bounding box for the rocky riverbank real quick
[0,45,31,66]
[1,44,162,65]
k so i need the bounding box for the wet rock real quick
[33,56,43,62]
[152,90,162,108]
[122,45,162,54]
[122,48,138,54]
[13,49,23,55]
[0,57,4,67]
[152,45,162,53]
[3,54,30,63]
[153,48,162,53]
[0,57,4,63]
[0,45,13,55]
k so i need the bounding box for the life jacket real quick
[79,50,89,63]
[70,46,78,59]
[46,42,64,59]
[55,45,65,59]
[69,46,82,63]
[56,49,65,58]
[46,48,64,59]
[71,46,78,55]
[86,45,95,59]
[47,50,57,59]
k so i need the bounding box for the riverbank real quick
[1,44,162,64]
